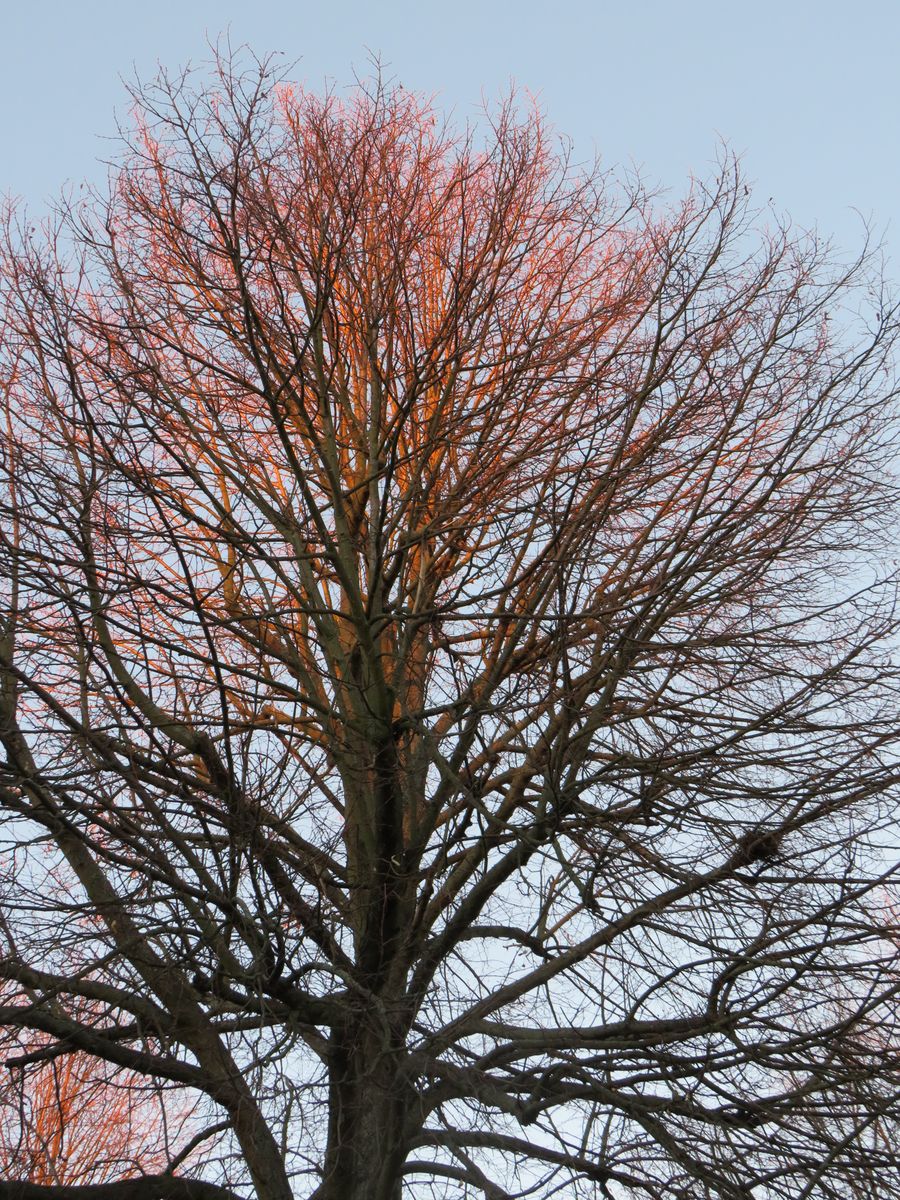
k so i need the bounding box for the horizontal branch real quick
[0,1005,205,1087]
[0,1178,242,1200]
[415,1128,613,1184]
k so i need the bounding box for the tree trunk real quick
[312,1017,412,1200]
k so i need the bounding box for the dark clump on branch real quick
[732,826,786,868]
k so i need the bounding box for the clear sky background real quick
[1,0,897,269]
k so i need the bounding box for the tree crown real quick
[0,53,899,1200]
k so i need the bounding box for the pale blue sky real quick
[1,1,897,265]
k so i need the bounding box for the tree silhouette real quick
[0,52,899,1200]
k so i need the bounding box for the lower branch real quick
[0,1179,242,1200]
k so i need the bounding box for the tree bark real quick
[312,1016,413,1200]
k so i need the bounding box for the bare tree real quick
[0,52,899,1200]
[0,998,196,1186]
